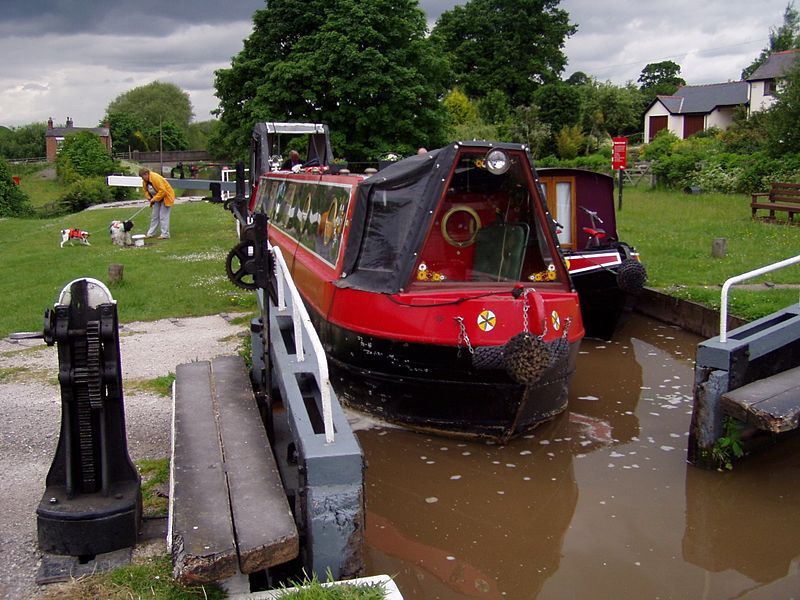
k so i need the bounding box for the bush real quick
[554,125,584,159]
[0,157,33,217]
[61,176,112,211]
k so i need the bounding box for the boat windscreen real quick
[414,150,561,284]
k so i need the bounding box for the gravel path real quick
[0,314,248,599]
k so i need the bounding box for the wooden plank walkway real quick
[722,365,800,433]
[170,356,298,585]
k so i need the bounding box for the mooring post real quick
[108,263,124,283]
[711,238,727,259]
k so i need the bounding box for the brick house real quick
[45,117,112,162]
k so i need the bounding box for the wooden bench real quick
[751,182,800,223]
[721,365,800,433]
[170,355,298,586]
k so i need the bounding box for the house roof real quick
[747,49,800,81]
[46,126,109,138]
[651,81,749,115]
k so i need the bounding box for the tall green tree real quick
[430,0,576,106]
[213,0,448,162]
[532,82,582,135]
[742,2,800,79]
[638,60,685,103]
[105,81,193,139]
[579,80,644,139]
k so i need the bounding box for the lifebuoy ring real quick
[441,205,481,248]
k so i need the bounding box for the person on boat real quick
[139,167,175,239]
[417,147,428,154]
[281,150,303,171]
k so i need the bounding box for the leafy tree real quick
[476,89,512,127]
[742,2,800,79]
[579,80,644,139]
[443,89,479,126]
[56,131,116,183]
[106,111,147,153]
[0,157,33,217]
[638,60,685,103]
[213,0,448,162]
[0,122,47,160]
[187,120,219,151]
[554,124,584,159]
[509,105,551,158]
[764,59,800,155]
[565,71,590,86]
[105,82,193,139]
[146,121,189,152]
[430,0,576,106]
[532,82,582,136]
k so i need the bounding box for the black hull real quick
[572,268,631,340]
[317,318,578,442]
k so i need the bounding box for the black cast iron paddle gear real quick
[225,240,258,290]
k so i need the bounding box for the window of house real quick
[764,79,776,96]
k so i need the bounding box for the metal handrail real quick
[719,254,800,342]
[270,244,335,443]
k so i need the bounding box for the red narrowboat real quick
[230,137,585,441]
[536,168,647,340]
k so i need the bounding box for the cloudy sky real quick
[0,0,792,129]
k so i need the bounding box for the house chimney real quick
[47,117,53,129]
[66,117,73,128]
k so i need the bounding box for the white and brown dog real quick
[60,228,91,248]
[109,220,134,247]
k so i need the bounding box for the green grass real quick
[0,200,255,338]
[11,162,62,208]
[275,574,389,599]
[137,457,170,516]
[126,372,176,397]
[40,555,225,600]
[617,187,800,320]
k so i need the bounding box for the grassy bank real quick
[0,199,254,338]
[617,187,800,321]
[2,186,800,337]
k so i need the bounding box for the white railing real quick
[221,167,249,202]
[270,244,335,443]
[719,254,800,342]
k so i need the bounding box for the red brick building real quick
[45,117,112,162]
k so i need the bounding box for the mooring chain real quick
[454,316,474,356]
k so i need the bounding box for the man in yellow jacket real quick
[139,168,175,239]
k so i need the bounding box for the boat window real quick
[414,150,561,284]
[260,177,352,266]
[300,184,350,265]
[555,181,573,247]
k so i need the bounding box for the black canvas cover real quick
[339,141,532,294]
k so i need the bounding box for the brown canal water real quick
[353,314,800,599]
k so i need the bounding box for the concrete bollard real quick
[108,263,124,283]
[711,237,727,258]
